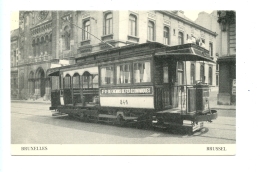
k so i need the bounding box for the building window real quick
[49,34,52,55]
[208,66,213,85]
[45,35,49,55]
[116,63,132,84]
[133,61,151,83]
[178,32,184,45]
[200,65,205,83]
[101,66,114,85]
[104,13,113,35]
[148,21,155,41]
[177,62,184,85]
[64,26,70,50]
[190,63,195,85]
[163,26,169,45]
[40,37,45,55]
[83,20,90,40]
[129,14,137,36]
[36,38,40,56]
[216,64,219,71]
[216,74,219,86]
[209,42,213,57]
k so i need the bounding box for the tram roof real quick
[154,43,215,62]
[48,42,214,76]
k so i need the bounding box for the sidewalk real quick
[209,90,236,110]
[11,98,51,104]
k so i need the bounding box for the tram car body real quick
[48,42,217,133]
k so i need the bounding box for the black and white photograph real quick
[9,9,236,155]
[3,0,260,171]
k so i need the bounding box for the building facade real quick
[11,29,19,99]
[217,11,236,105]
[13,10,218,100]
[195,10,236,105]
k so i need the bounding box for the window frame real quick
[83,19,91,41]
[129,14,137,37]
[64,74,71,89]
[209,42,213,57]
[100,65,115,86]
[104,12,113,35]
[147,20,155,41]
[116,63,132,85]
[178,31,184,45]
[200,64,205,83]
[190,63,196,85]
[99,59,152,86]
[133,60,152,84]
[177,61,184,85]
[163,26,170,45]
[208,66,213,85]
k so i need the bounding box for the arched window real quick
[148,21,155,41]
[45,35,49,55]
[40,37,45,55]
[83,72,93,89]
[200,65,205,83]
[83,20,90,40]
[163,26,169,45]
[72,73,80,89]
[104,13,113,35]
[32,40,36,57]
[178,32,184,45]
[64,26,70,50]
[64,74,71,89]
[209,42,213,57]
[49,34,52,55]
[177,62,184,85]
[208,66,213,85]
[129,14,137,36]
[36,38,40,56]
[190,63,195,85]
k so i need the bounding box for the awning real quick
[155,43,215,63]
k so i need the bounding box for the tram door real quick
[162,59,178,109]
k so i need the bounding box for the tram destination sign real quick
[100,86,153,95]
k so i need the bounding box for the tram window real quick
[116,63,131,84]
[163,66,169,83]
[177,62,184,85]
[134,61,151,83]
[83,75,93,88]
[101,66,114,85]
[72,73,80,88]
[64,75,71,89]
[93,75,99,88]
[51,76,60,90]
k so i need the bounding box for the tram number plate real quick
[193,122,204,132]
[120,100,128,105]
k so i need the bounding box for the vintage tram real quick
[48,42,217,133]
